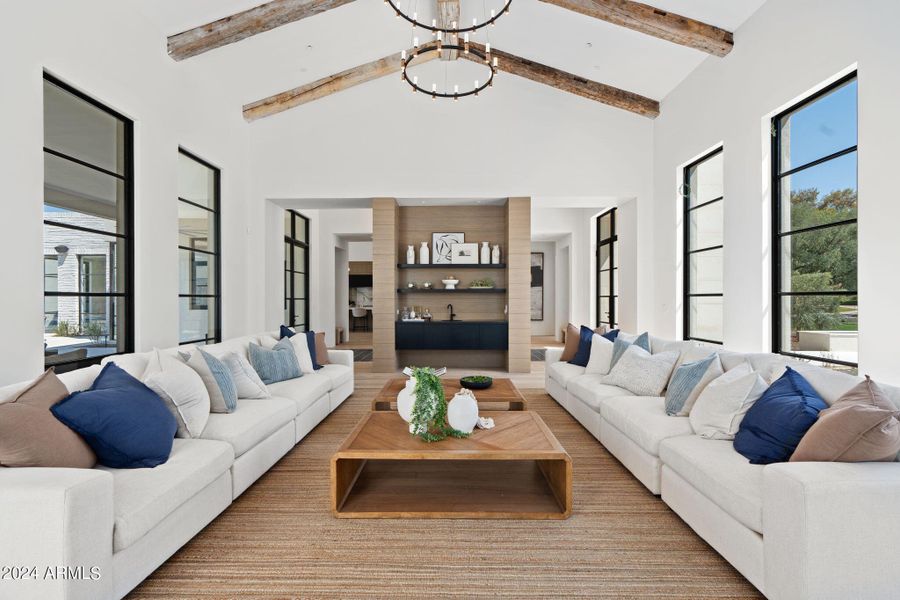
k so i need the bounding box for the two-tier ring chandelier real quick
[387,0,512,101]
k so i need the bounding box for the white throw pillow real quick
[689,362,769,440]
[222,352,271,399]
[584,334,615,375]
[600,345,679,397]
[142,349,210,438]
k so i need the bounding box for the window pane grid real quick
[596,208,617,328]
[684,147,724,342]
[284,210,310,330]
[772,73,857,369]
[178,149,221,345]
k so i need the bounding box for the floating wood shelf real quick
[397,263,506,269]
[397,288,507,294]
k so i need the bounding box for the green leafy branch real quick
[409,367,470,442]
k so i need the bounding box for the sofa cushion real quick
[601,396,693,456]
[99,438,233,552]
[548,361,585,388]
[317,364,353,389]
[248,339,302,385]
[602,346,679,397]
[202,334,261,361]
[659,436,764,534]
[267,374,331,413]
[200,398,296,458]
[567,376,634,412]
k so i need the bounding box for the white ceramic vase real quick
[480,241,490,264]
[419,242,430,265]
[396,377,422,434]
[491,244,501,264]
[406,245,415,265]
[447,389,479,434]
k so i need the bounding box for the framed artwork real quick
[432,232,464,264]
[531,252,544,321]
[451,242,479,264]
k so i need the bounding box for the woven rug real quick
[129,382,761,599]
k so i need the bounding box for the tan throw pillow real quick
[560,323,580,362]
[791,376,900,463]
[0,369,96,468]
[315,332,330,366]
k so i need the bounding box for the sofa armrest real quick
[763,462,900,600]
[0,468,114,600]
[545,347,564,364]
[327,349,354,369]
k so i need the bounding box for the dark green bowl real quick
[460,375,493,390]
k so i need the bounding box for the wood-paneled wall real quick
[372,198,399,372]
[506,197,532,372]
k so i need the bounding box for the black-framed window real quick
[43,74,133,370]
[284,211,309,331]
[683,147,724,344]
[178,149,221,345]
[596,208,617,328]
[772,73,858,371]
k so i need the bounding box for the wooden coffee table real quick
[372,378,527,412]
[331,411,571,519]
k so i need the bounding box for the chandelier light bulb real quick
[401,49,407,60]
[413,11,417,20]
[432,83,437,92]
[486,42,491,53]
[493,56,499,67]
[491,9,496,25]
[413,36,419,47]
[473,17,477,27]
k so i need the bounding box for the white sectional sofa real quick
[0,331,353,600]
[545,335,900,600]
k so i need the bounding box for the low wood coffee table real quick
[372,378,527,412]
[331,411,572,519]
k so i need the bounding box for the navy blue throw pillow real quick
[602,329,620,342]
[51,363,177,469]
[279,324,295,339]
[568,326,595,367]
[734,367,828,464]
[306,331,323,370]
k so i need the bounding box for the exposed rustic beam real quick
[168,0,357,61]
[243,46,437,121]
[437,0,460,61]
[463,42,659,118]
[537,0,733,57]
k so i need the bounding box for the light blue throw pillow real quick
[610,332,650,370]
[248,338,302,385]
[199,349,237,412]
[665,354,721,416]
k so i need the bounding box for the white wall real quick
[348,241,372,262]
[530,242,556,337]
[652,0,900,383]
[0,0,251,385]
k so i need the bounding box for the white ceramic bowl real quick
[442,278,460,289]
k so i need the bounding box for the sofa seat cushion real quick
[659,435,764,534]
[568,375,634,412]
[548,362,586,388]
[317,364,352,389]
[267,374,331,413]
[601,396,693,456]
[201,335,262,361]
[99,438,234,552]
[200,398,296,458]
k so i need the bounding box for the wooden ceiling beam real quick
[242,45,437,121]
[463,42,659,118]
[537,0,734,57]
[437,0,461,61]
[168,0,357,61]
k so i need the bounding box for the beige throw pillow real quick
[315,332,330,365]
[0,369,96,468]
[560,323,580,362]
[791,376,900,462]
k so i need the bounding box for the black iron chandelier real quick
[385,0,512,35]
[389,0,511,101]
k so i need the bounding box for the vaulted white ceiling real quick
[129,0,765,114]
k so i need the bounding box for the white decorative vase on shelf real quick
[480,241,490,264]
[491,244,501,265]
[447,389,479,434]
[406,245,415,265]
[419,241,430,265]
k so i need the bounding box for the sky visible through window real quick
[782,79,857,195]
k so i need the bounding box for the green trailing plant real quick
[409,367,470,443]
[469,277,495,288]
